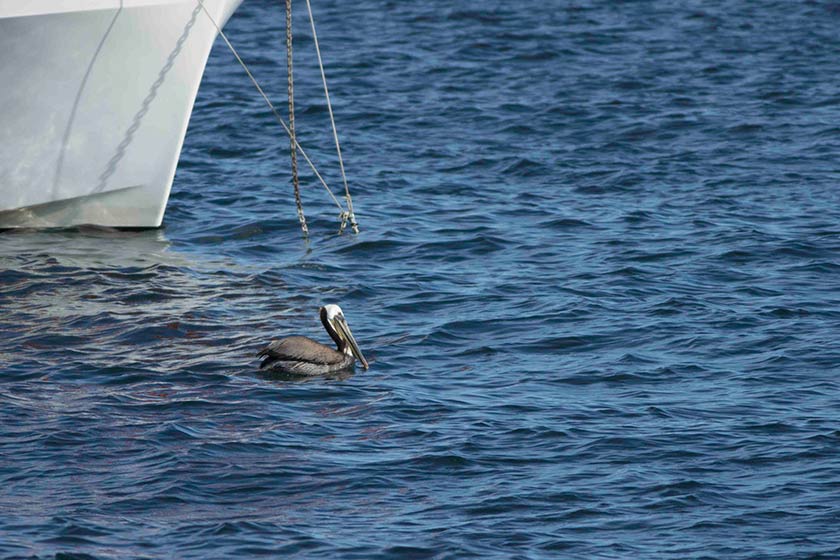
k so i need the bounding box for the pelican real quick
[257,304,369,375]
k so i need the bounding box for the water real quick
[2,0,840,557]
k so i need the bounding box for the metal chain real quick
[286,0,308,235]
[197,1,345,213]
[199,0,359,235]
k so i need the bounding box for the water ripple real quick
[2,0,840,558]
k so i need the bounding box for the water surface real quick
[2,0,840,557]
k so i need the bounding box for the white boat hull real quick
[0,0,243,228]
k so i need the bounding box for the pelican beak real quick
[333,315,369,370]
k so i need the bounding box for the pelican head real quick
[320,304,369,369]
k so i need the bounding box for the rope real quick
[304,0,360,234]
[285,0,308,235]
[198,1,345,213]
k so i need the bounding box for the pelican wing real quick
[257,336,345,368]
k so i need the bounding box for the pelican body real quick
[257,304,369,376]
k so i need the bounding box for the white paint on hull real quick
[0,0,244,228]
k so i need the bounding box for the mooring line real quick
[304,0,359,234]
[197,1,345,214]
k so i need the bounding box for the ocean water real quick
[2,0,840,557]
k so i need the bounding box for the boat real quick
[0,0,244,229]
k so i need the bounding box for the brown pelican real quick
[257,304,369,375]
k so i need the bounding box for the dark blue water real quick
[3,0,840,557]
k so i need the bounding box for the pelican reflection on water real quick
[257,304,369,375]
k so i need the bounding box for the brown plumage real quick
[257,335,354,375]
[256,304,369,376]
